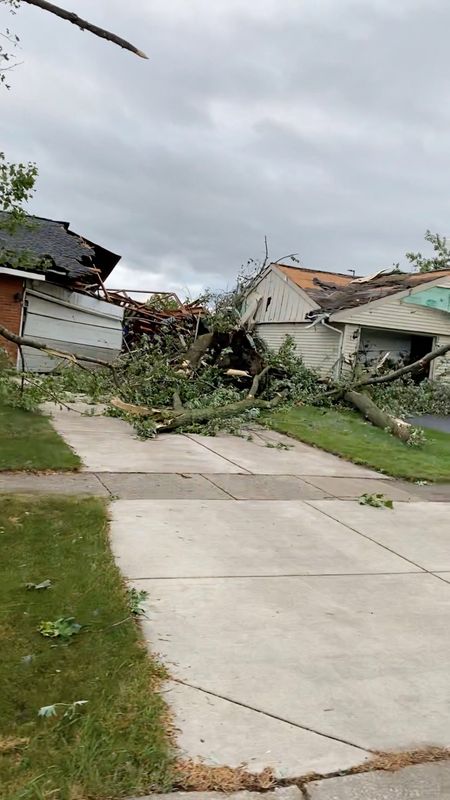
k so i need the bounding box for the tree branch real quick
[110,393,285,432]
[357,342,450,388]
[247,365,271,398]
[0,323,119,383]
[21,0,148,59]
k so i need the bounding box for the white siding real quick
[256,322,341,375]
[332,276,450,335]
[245,268,317,324]
[432,335,450,382]
[22,282,123,372]
[341,324,360,374]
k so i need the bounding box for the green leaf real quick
[359,493,394,509]
[38,617,82,640]
[127,588,148,617]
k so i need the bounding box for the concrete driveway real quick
[47,407,450,782]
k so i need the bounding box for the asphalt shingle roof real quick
[0,214,120,282]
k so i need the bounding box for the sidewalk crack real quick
[172,677,373,755]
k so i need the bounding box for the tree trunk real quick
[182,332,215,369]
[344,390,412,443]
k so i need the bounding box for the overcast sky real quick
[1,0,450,294]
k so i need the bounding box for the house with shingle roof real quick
[0,214,123,370]
[243,263,450,380]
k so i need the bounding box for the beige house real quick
[243,264,450,380]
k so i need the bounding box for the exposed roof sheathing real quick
[276,264,355,291]
[307,269,450,313]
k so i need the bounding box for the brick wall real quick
[0,274,24,362]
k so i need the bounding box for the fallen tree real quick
[344,390,413,443]
[1,297,450,443]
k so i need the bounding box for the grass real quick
[0,496,172,800]
[0,404,80,471]
[269,404,450,482]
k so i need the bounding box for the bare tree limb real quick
[261,235,269,270]
[0,323,119,384]
[21,0,148,59]
[322,341,450,401]
[247,365,271,398]
[110,393,285,432]
[273,253,300,264]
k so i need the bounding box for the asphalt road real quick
[408,414,450,433]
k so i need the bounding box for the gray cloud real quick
[2,0,450,293]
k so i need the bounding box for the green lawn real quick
[269,405,450,482]
[0,496,172,800]
[0,404,80,471]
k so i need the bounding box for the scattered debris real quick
[173,760,276,792]
[363,746,450,773]
[106,290,205,349]
[38,617,82,640]
[26,579,52,591]
[359,493,394,509]
[0,737,29,754]
[173,747,450,793]
[127,587,148,617]
[37,700,88,719]
[265,441,293,450]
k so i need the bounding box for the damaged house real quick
[0,215,123,370]
[243,263,450,380]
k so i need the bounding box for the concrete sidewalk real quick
[13,406,450,794]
